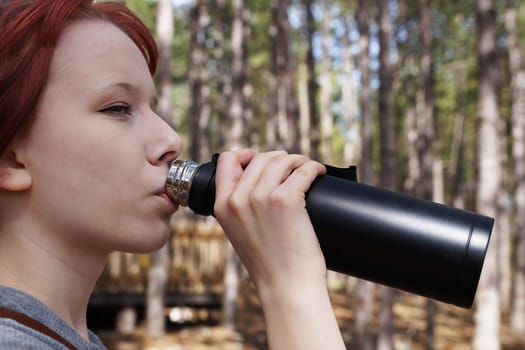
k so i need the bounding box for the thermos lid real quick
[457,214,494,308]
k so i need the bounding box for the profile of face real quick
[12,19,182,255]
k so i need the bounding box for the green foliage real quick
[247,0,273,123]
[172,8,191,80]
[125,0,157,34]
[519,1,525,46]
[331,124,347,166]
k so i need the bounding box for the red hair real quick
[0,0,159,155]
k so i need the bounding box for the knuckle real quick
[295,167,309,177]
[213,199,229,221]
[312,159,324,168]
[227,192,245,214]
[304,161,318,172]
[268,153,288,166]
[296,154,310,163]
[249,189,268,208]
[269,189,294,208]
[260,150,287,163]
[305,160,323,173]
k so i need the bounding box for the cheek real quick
[27,112,139,185]
[22,112,168,252]
[25,115,140,220]
[28,125,104,193]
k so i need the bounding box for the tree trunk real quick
[427,158,444,350]
[473,0,501,349]
[146,0,173,338]
[221,0,251,330]
[156,0,174,126]
[497,185,512,312]
[241,4,254,148]
[211,0,229,151]
[342,11,358,166]
[357,0,373,185]
[304,0,320,160]
[378,0,395,192]
[298,62,310,156]
[267,4,278,152]
[416,0,435,201]
[319,0,333,163]
[448,63,466,208]
[417,1,437,348]
[404,64,419,194]
[230,0,247,149]
[270,0,300,153]
[146,245,169,338]
[189,1,203,161]
[354,4,375,348]
[188,0,211,162]
[378,287,395,350]
[377,0,396,349]
[496,62,511,313]
[506,0,525,335]
[197,2,211,161]
[354,280,374,350]
[221,240,241,329]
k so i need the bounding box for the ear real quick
[0,149,32,192]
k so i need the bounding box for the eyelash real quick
[98,103,134,117]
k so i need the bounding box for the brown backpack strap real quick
[0,306,78,350]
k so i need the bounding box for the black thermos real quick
[166,154,494,308]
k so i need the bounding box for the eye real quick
[98,103,134,117]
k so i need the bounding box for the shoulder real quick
[0,318,107,350]
[0,318,67,349]
[0,286,107,350]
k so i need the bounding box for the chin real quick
[123,225,171,254]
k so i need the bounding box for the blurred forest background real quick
[90,0,525,349]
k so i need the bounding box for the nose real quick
[146,114,183,166]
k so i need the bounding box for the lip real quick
[155,190,179,211]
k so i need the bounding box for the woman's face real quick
[20,20,182,255]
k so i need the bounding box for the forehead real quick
[47,19,151,89]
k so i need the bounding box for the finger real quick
[215,149,257,203]
[232,150,288,194]
[278,160,326,196]
[252,154,311,191]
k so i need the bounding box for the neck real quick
[0,225,107,340]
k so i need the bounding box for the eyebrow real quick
[100,82,135,93]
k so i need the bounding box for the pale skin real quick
[215,150,346,349]
[0,19,345,349]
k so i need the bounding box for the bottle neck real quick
[166,160,201,207]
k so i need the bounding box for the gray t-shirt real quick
[0,285,106,349]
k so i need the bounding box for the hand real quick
[213,150,346,350]
[213,149,327,295]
